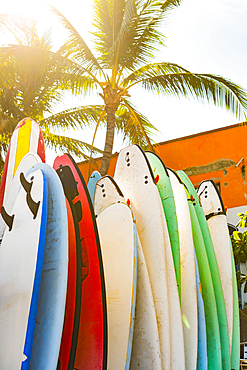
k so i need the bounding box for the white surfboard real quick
[94,175,125,217]
[167,169,198,370]
[0,152,42,242]
[97,202,137,370]
[26,163,68,370]
[114,145,171,369]
[130,238,162,370]
[198,180,233,351]
[94,175,162,369]
[0,170,47,369]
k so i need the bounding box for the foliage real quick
[231,211,247,291]
[2,1,247,177]
[50,0,247,175]
[0,23,102,173]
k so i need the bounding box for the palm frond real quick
[93,0,181,71]
[50,5,104,78]
[0,14,35,38]
[43,129,103,160]
[0,131,11,157]
[39,105,106,132]
[122,62,247,119]
[0,112,19,135]
[0,45,100,120]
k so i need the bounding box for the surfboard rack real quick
[0,206,14,231]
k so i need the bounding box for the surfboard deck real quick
[97,202,137,370]
[53,153,107,370]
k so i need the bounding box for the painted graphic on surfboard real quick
[0,170,48,369]
[53,153,107,370]
[0,117,45,209]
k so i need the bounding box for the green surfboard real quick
[177,170,230,370]
[176,171,221,369]
[230,240,240,369]
[146,152,181,299]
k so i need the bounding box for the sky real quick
[1,0,247,161]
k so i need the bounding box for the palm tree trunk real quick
[100,105,116,176]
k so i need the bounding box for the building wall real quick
[78,121,247,211]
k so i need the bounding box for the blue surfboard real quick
[26,163,68,370]
[87,170,101,205]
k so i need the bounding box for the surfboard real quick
[194,251,208,370]
[129,237,162,370]
[0,117,45,209]
[114,144,171,369]
[53,153,107,370]
[0,152,42,242]
[87,170,101,205]
[24,164,68,370]
[141,154,184,369]
[94,175,125,216]
[198,180,233,350]
[94,175,161,369]
[0,169,48,369]
[197,179,239,368]
[56,197,79,370]
[167,168,197,370]
[177,170,229,370]
[230,241,240,370]
[97,202,137,370]
[145,152,181,300]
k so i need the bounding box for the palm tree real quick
[48,0,247,176]
[0,24,103,173]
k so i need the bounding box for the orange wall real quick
[78,122,247,209]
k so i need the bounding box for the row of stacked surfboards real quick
[0,117,239,370]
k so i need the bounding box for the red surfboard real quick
[57,198,80,370]
[0,117,45,208]
[53,154,107,370]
